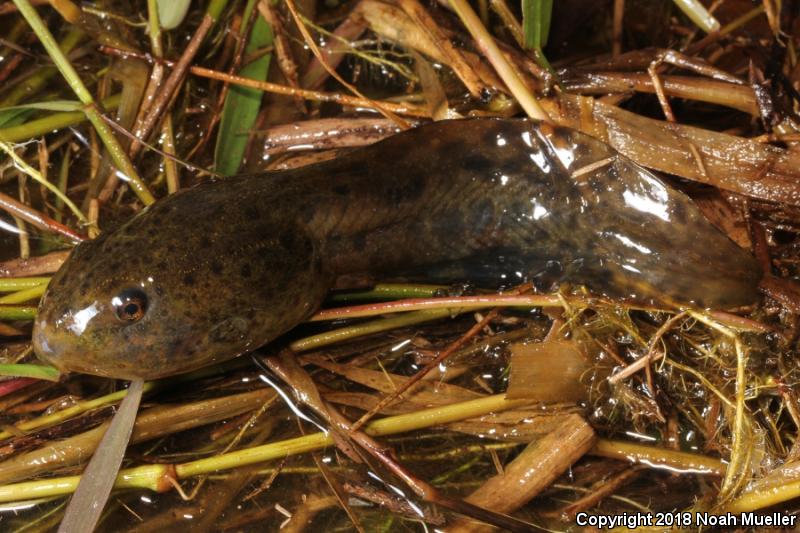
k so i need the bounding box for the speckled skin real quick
[33,119,760,379]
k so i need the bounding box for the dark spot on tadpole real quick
[200,236,211,248]
[589,267,614,286]
[404,174,425,201]
[483,127,501,146]
[183,273,195,286]
[333,184,350,195]
[245,206,259,219]
[462,154,494,174]
[154,285,164,297]
[241,264,252,278]
[386,174,425,205]
[351,232,366,250]
[279,231,296,250]
[211,261,223,275]
[300,204,316,223]
[670,198,687,225]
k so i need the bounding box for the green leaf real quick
[0,305,37,320]
[0,94,121,143]
[540,0,552,44]
[672,0,720,33]
[0,100,83,128]
[157,0,192,30]
[521,0,553,50]
[214,0,273,176]
[0,108,34,129]
[0,99,83,113]
[0,363,61,381]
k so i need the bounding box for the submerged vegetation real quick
[0,0,798,531]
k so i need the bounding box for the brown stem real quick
[263,353,538,531]
[257,0,305,111]
[0,191,83,243]
[283,0,409,128]
[127,14,215,162]
[350,308,500,431]
[0,250,70,277]
[100,45,429,118]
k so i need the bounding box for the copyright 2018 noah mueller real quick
[575,511,797,529]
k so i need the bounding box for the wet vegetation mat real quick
[0,0,799,531]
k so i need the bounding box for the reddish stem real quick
[0,377,37,398]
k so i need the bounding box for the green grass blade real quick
[0,363,61,381]
[672,0,720,33]
[0,306,36,320]
[540,0,552,44]
[0,101,82,129]
[214,0,273,176]
[521,0,553,50]
[0,94,121,143]
[0,108,34,129]
[0,100,82,113]
[13,0,154,205]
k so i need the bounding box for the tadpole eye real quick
[112,289,148,323]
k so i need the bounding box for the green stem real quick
[291,308,456,352]
[311,294,567,322]
[725,479,800,513]
[0,360,247,442]
[0,284,46,304]
[0,277,50,292]
[0,363,60,381]
[0,94,122,143]
[207,0,230,20]
[0,383,155,441]
[0,305,36,320]
[591,438,725,476]
[0,141,87,224]
[672,0,720,33]
[12,0,155,206]
[329,283,447,303]
[0,394,530,502]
